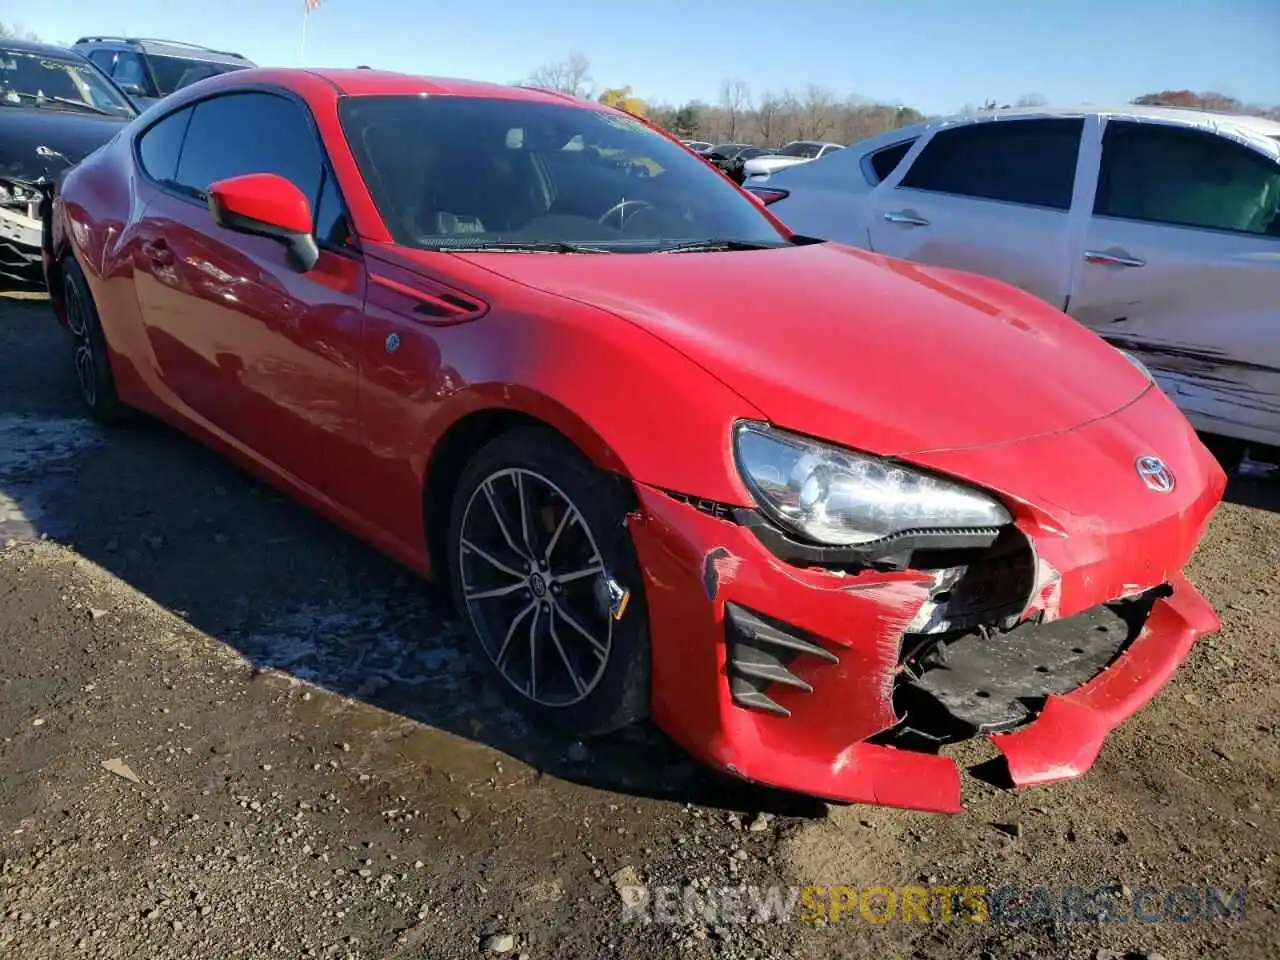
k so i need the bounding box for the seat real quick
[418,147,541,236]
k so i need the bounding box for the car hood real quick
[452,242,1152,456]
[744,155,811,173]
[0,107,130,183]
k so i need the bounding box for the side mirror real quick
[116,80,146,96]
[207,173,319,272]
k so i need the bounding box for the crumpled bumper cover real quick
[626,406,1224,812]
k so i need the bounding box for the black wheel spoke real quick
[482,480,529,563]
[460,537,525,580]
[551,600,608,660]
[494,600,536,668]
[514,472,542,559]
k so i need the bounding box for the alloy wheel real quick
[458,467,614,707]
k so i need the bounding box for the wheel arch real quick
[46,205,77,326]
[421,387,639,584]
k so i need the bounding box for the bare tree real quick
[651,86,926,148]
[719,78,751,141]
[796,84,837,140]
[0,21,39,40]
[754,92,785,145]
[1015,93,1048,107]
[525,52,593,99]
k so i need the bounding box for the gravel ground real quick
[1,290,1277,959]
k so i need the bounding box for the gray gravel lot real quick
[1,290,1277,959]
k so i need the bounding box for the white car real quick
[749,105,1280,449]
[741,140,843,179]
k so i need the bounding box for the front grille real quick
[724,603,838,717]
[892,585,1168,741]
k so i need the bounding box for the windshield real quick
[339,95,788,252]
[0,49,135,117]
[148,55,246,95]
[778,142,824,158]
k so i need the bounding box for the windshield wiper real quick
[658,239,787,254]
[5,92,116,116]
[438,240,611,254]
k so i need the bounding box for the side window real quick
[313,169,351,247]
[899,118,1083,210]
[1095,121,1280,237]
[137,107,193,184]
[867,139,917,184]
[87,50,116,74]
[111,52,149,91]
[174,92,324,204]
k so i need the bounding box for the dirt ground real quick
[1,290,1277,960]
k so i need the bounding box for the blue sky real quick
[19,0,1279,114]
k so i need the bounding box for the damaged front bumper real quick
[0,179,46,284]
[627,392,1225,813]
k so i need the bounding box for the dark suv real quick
[70,37,255,108]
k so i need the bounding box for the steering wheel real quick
[598,199,654,229]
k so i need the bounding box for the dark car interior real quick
[342,97,782,249]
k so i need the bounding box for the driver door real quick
[130,90,366,494]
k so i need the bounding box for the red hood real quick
[452,243,1152,455]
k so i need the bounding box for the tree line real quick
[523,53,1280,147]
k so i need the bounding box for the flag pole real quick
[297,5,309,65]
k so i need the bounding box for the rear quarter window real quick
[866,139,917,184]
[137,106,193,184]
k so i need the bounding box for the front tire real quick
[62,256,127,423]
[447,427,650,737]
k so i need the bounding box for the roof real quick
[0,38,90,60]
[73,36,250,63]
[844,101,1280,161]
[298,68,609,106]
[940,102,1280,138]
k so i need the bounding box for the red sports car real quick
[44,68,1227,812]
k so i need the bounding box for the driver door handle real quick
[883,210,930,227]
[1084,249,1146,268]
[142,239,175,267]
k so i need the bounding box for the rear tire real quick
[62,256,128,423]
[447,427,650,737]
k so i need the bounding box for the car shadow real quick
[1223,476,1280,512]
[1202,436,1280,513]
[0,294,826,819]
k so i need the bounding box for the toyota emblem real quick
[1135,455,1176,493]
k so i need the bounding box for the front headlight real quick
[0,181,38,204]
[734,422,1012,546]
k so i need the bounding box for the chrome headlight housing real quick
[1117,348,1153,382]
[734,422,1012,546]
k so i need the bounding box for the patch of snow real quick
[0,414,100,478]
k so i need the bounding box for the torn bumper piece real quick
[627,482,1219,814]
[991,577,1217,787]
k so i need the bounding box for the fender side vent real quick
[725,603,838,717]
[370,273,489,323]
[415,291,485,318]
[661,489,739,522]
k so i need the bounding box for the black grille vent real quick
[725,603,838,717]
